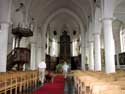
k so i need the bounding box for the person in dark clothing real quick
[45,70,53,83]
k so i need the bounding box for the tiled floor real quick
[64,76,75,94]
[17,82,42,94]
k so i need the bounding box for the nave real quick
[32,74,75,94]
[33,74,65,94]
[1,0,125,94]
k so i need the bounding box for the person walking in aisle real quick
[38,60,46,84]
[62,61,69,79]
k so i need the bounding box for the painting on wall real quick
[119,52,125,65]
[101,48,105,70]
[101,49,105,64]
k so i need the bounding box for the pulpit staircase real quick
[7,47,30,70]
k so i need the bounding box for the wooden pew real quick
[0,70,39,94]
[73,70,125,94]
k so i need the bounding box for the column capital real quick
[81,46,86,48]
[35,43,43,48]
[100,17,116,22]
[0,21,10,33]
[88,41,94,43]
[92,32,100,36]
[0,21,12,25]
[37,46,42,48]
[86,45,89,48]
[30,42,37,44]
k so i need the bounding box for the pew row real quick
[72,70,125,94]
[0,70,39,94]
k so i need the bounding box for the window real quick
[50,38,59,57]
[120,28,125,52]
[72,40,80,56]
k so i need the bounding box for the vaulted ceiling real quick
[114,0,125,24]
[12,0,95,41]
[29,0,93,40]
[28,0,93,27]
[12,0,125,27]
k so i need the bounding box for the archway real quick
[42,8,85,70]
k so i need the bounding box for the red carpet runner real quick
[33,75,65,94]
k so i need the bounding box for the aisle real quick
[64,76,75,94]
[32,75,65,94]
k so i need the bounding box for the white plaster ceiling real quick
[28,0,92,26]
[12,0,94,42]
[47,12,80,42]
[11,0,125,40]
[114,0,125,24]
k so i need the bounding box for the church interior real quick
[0,0,125,94]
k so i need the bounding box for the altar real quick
[59,31,71,64]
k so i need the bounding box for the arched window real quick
[50,38,59,57]
[46,37,49,54]
[72,39,80,56]
[120,27,125,52]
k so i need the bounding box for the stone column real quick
[85,32,89,70]
[88,20,94,71]
[93,33,101,71]
[0,23,9,72]
[102,0,116,73]
[12,37,16,49]
[113,21,122,69]
[41,31,46,62]
[30,43,36,70]
[36,47,42,67]
[103,19,115,73]
[88,41,94,70]
[81,31,86,70]
[94,7,102,71]
[0,0,12,72]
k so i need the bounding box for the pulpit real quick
[7,25,33,71]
